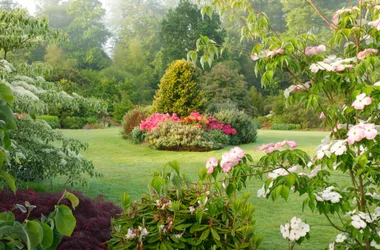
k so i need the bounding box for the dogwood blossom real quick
[257,140,296,153]
[206,157,218,174]
[305,45,326,56]
[335,233,348,243]
[280,217,310,242]
[315,186,342,203]
[347,124,378,144]
[266,49,283,57]
[330,140,347,156]
[219,146,245,173]
[357,48,378,60]
[333,8,352,24]
[310,55,355,73]
[319,112,326,119]
[369,18,380,30]
[351,215,367,229]
[316,143,332,159]
[284,81,312,98]
[351,93,372,110]
[268,165,298,179]
[371,240,380,250]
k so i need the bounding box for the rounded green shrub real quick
[37,115,60,129]
[60,116,86,129]
[131,126,146,144]
[214,109,257,144]
[202,129,230,149]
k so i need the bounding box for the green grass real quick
[31,128,346,249]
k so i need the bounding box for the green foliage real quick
[0,8,66,59]
[147,121,217,151]
[6,116,100,185]
[202,129,230,149]
[122,108,148,138]
[0,191,78,249]
[214,109,257,144]
[153,60,203,117]
[201,62,253,115]
[270,123,301,131]
[109,163,262,249]
[160,0,225,67]
[37,115,60,129]
[130,126,146,144]
[60,116,86,129]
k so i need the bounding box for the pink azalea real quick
[368,18,380,30]
[347,125,366,144]
[357,49,378,60]
[206,158,218,174]
[351,93,372,110]
[229,146,245,159]
[363,124,378,140]
[305,45,326,56]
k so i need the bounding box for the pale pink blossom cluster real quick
[347,124,378,144]
[369,18,380,30]
[126,226,149,240]
[305,45,326,56]
[251,48,283,61]
[257,140,297,153]
[310,55,354,73]
[332,8,352,24]
[351,93,372,110]
[284,81,312,98]
[206,147,244,174]
[280,217,310,241]
[140,113,180,132]
[357,48,378,60]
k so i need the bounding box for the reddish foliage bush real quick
[0,189,122,250]
[122,109,148,136]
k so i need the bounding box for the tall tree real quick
[0,0,20,11]
[160,0,225,68]
[62,0,111,70]
[0,8,65,59]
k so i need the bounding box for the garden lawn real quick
[33,128,348,250]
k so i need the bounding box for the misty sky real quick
[16,0,109,15]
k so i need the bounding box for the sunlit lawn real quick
[32,128,347,249]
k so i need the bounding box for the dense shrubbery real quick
[130,111,248,151]
[122,108,148,137]
[7,115,99,185]
[270,123,301,130]
[214,109,257,144]
[60,116,86,129]
[147,120,217,151]
[109,161,262,249]
[0,189,122,249]
[37,115,60,129]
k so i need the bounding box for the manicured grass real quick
[32,128,345,249]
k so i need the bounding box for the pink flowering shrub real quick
[139,113,180,132]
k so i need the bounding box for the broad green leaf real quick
[151,176,165,193]
[211,228,220,241]
[40,222,53,249]
[64,191,79,210]
[53,205,76,236]
[22,220,43,250]
[0,83,14,105]
[0,211,15,223]
[0,171,16,192]
[122,192,130,211]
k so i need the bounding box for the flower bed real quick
[133,111,245,151]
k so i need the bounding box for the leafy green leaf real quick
[63,191,79,210]
[40,222,53,249]
[53,205,76,236]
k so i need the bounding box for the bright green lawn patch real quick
[31,128,346,250]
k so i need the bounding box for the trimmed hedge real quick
[270,123,301,130]
[37,115,60,129]
[0,189,122,250]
